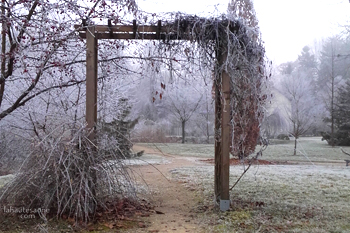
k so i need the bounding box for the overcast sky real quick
[137,0,350,65]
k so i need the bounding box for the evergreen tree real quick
[101,98,140,158]
[334,81,350,128]
[279,62,295,75]
[298,46,317,72]
[318,36,350,145]
[317,37,343,146]
[322,80,350,146]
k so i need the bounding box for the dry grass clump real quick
[0,125,136,223]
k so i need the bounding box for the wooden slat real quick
[133,20,137,38]
[156,20,161,39]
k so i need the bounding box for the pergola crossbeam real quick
[77,33,191,40]
[75,19,216,41]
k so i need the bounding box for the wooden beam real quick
[215,48,231,210]
[78,32,190,40]
[86,26,98,142]
[220,65,231,211]
[214,74,222,203]
[74,24,169,33]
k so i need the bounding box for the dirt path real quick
[131,145,205,233]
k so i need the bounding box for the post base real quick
[220,199,230,211]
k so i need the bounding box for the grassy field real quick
[139,137,350,232]
[171,164,350,232]
[138,137,350,163]
[261,137,350,163]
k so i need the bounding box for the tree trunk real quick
[181,120,186,144]
[294,138,297,156]
[331,73,335,147]
[206,120,210,143]
[330,46,335,147]
[206,100,210,144]
[0,0,6,109]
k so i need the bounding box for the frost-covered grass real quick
[140,139,350,232]
[123,154,171,166]
[170,164,350,232]
[260,137,350,163]
[137,142,215,158]
[138,137,350,163]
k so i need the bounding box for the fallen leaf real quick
[155,210,165,214]
[103,222,114,229]
[138,222,146,228]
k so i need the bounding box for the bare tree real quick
[195,85,215,143]
[282,71,315,155]
[165,84,203,143]
[0,0,136,121]
[0,0,142,223]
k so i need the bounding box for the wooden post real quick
[214,70,221,203]
[220,68,231,211]
[214,47,231,211]
[86,26,98,142]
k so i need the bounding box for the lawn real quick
[138,137,350,163]
[139,137,350,232]
[170,164,350,232]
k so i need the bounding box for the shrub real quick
[321,129,350,146]
[276,134,290,140]
[131,119,172,143]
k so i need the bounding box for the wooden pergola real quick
[74,19,235,211]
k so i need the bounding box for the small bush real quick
[321,130,350,146]
[276,134,290,140]
[131,119,172,143]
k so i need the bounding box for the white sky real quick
[137,0,350,65]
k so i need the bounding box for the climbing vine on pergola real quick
[75,13,266,211]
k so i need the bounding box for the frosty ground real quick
[0,137,349,232]
[133,137,350,232]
